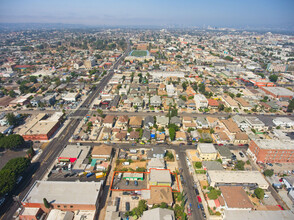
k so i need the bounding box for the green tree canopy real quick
[254,188,264,200]
[269,74,278,82]
[263,169,274,177]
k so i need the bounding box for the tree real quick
[235,160,245,170]
[0,134,25,150]
[207,188,221,200]
[264,169,274,177]
[182,82,188,91]
[169,127,176,141]
[287,99,294,112]
[269,74,278,82]
[97,109,103,116]
[195,162,202,169]
[26,146,36,159]
[254,188,264,200]
[43,198,51,209]
[5,113,19,126]
[218,104,225,111]
[224,56,233,61]
[0,169,16,196]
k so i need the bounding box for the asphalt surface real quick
[0,41,131,220]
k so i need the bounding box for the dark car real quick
[195,188,199,195]
[126,180,129,186]
[239,152,244,157]
[200,204,204,211]
[126,202,130,211]
[134,180,138,186]
[202,212,206,219]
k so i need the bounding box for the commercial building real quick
[248,139,294,163]
[261,87,294,99]
[149,169,172,186]
[58,145,91,163]
[62,92,79,102]
[207,170,269,189]
[19,112,63,141]
[123,173,144,181]
[272,117,294,129]
[22,181,102,212]
[198,143,217,161]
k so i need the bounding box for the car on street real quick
[134,180,138,186]
[126,180,129,185]
[187,203,192,216]
[239,152,244,157]
[197,196,202,203]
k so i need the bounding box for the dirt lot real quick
[116,161,147,170]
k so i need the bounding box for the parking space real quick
[112,174,147,190]
[231,149,248,162]
[262,192,278,206]
[47,172,106,182]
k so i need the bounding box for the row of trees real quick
[0,157,31,196]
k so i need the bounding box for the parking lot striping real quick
[110,169,180,193]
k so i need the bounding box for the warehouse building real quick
[248,139,294,163]
[149,169,172,186]
[22,181,102,213]
[261,87,294,99]
[207,170,269,189]
[19,112,63,140]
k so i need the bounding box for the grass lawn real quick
[131,50,148,57]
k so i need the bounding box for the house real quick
[234,97,252,110]
[198,143,217,161]
[170,116,181,127]
[149,148,166,159]
[150,95,162,107]
[194,94,208,108]
[114,131,127,141]
[156,116,169,127]
[234,132,249,145]
[116,115,129,128]
[202,161,224,171]
[147,187,173,207]
[147,158,165,171]
[208,99,219,108]
[142,129,151,141]
[144,115,154,128]
[245,117,266,131]
[129,116,143,128]
[196,117,209,129]
[222,95,239,109]
[149,169,172,186]
[219,186,254,210]
[30,96,43,107]
[232,115,249,130]
[186,99,196,110]
[91,144,112,161]
[132,97,143,107]
[129,131,140,140]
[141,208,175,220]
[177,99,186,108]
[103,115,115,128]
[176,131,187,141]
[166,84,175,97]
[221,118,241,135]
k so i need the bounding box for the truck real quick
[86,173,95,178]
[118,173,123,180]
[95,172,106,179]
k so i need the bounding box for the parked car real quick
[126,180,129,186]
[200,204,204,211]
[0,197,5,206]
[239,152,244,158]
[126,202,130,211]
[187,203,192,216]
[132,196,139,200]
[134,180,138,186]
[197,196,202,203]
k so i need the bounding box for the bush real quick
[207,188,221,200]
[0,134,25,150]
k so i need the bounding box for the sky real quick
[0,0,293,28]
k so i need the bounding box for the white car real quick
[176,154,179,160]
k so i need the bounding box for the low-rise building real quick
[22,181,102,212]
[194,94,208,108]
[248,139,294,163]
[198,143,217,161]
[149,169,172,186]
[207,170,269,189]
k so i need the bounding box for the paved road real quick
[178,151,203,220]
[0,41,131,220]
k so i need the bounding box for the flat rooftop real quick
[198,143,217,154]
[149,169,172,183]
[254,139,294,150]
[22,181,101,205]
[208,170,269,188]
[59,145,91,158]
[263,87,294,97]
[224,210,294,220]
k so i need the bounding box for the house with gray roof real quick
[156,116,169,127]
[144,115,154,128]
[150,95,162,107]
[170,116,181,127]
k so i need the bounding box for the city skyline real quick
[0,0,293,29]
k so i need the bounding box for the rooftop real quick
[220,186,253,209]
[22,181,102,205]
[224,210,294,220]
[198,143,217,154]
[149,169,172,183]
[253,139,294,150]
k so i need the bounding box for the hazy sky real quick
[0,0,293,28]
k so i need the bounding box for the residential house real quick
[147,158,165,171]
[150,95,162,107]
[176,131,187,141]
[234,132,249,145]
[129,131,140,140]
[129,116,143,128]
[132,97,143,107]
[156,116,169,127]
[146,188,173,208]
[103,115,115,128]
[198,143,217,161]
[222,95,239,110]
[235,97,252,110]
[170,116,181,127]
[149,148,166,159]
[116,115,129,128]
[196,117,209,129]
[194,94,208,108]
[144,115,155,128]
[142,129,151,141]
[91,144,112,161]
[246,117,266,131]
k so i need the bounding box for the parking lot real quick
[112,174,147,190]
[111,191,140,212]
